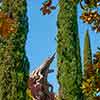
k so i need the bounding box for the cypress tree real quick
[84,30,92,78]
[0,0,29,99]
[57,0,83,100]
[83,30,93,100]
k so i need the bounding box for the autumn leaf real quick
[80,11,100,32]
[81,78,93,96]
[43,0,52,7]
[40,0,56,15]
[40,7,51,15]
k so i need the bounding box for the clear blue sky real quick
[25,0,100,93]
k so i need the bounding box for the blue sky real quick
[25,0,100,93]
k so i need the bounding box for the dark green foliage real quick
[0,0,29,99]
[84,30,92,78]
[57,0,83,100]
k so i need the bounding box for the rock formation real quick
[28,53,56,100]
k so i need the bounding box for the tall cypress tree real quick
[0,0,29,99]
[57,0,83,100]
[83,30,93,100]
[84,30,92,78]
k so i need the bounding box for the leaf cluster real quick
[81,49,100,98]
[80,0,100,33]
[40,0,56,15]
